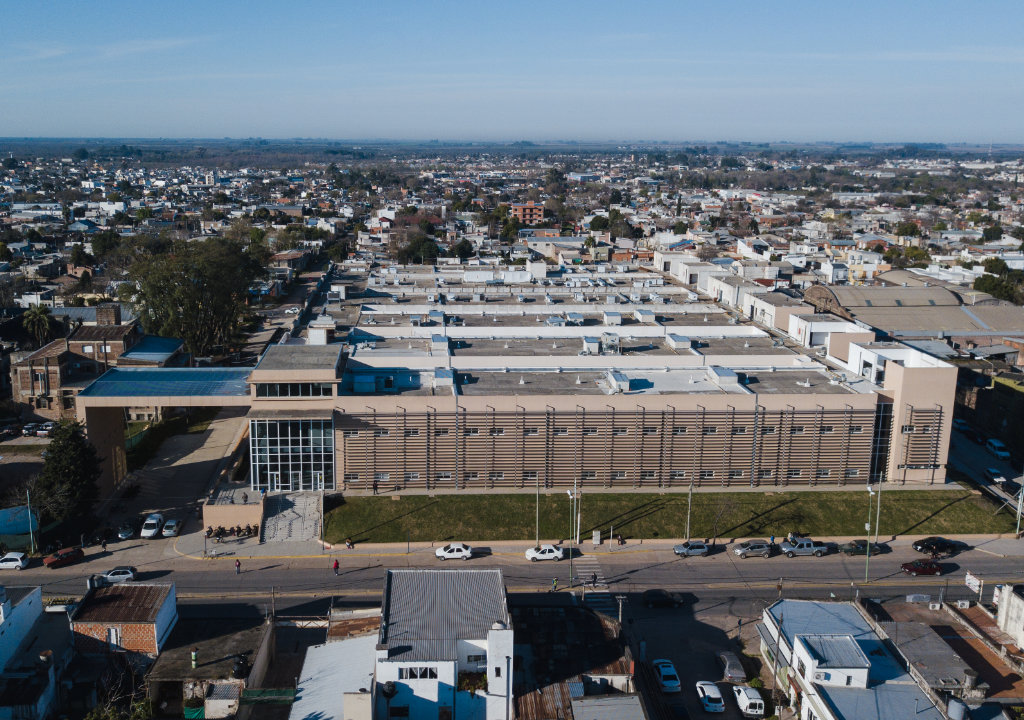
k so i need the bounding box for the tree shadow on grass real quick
[347,499,441,542]
[720,497,802,538]
[892,495,970,537]
[586,498,675,538]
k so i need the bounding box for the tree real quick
[0,242,11,262]
[72,147,89,161]
[70,244,93,267]
[894,220,920,237]
[673,221,689,235]
[589,215,610,231]
[982,224,1003,243]
[126,237,266,356]
[450,239,474,260]
[609,189,623,206]
[31,421,100,524]
[22,304,54,348]
[983,257,1009,275]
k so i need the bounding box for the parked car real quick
[435,542,473,561]
[642,589,684,609]
[653,659,682,693]
[695,681,725,713]
[718,651,747,683]
[951,418,969,432]
[901,559,943,576]
[99,566,138,584]
[733,540,773,559]
[21,423,40,437]
[43,547,85,568]
[0,552,28,570]
[525,544,564,562]
[780,537,830,557]
[733,685,765,718]
[140,513,164,539]
[984,467,1007,484]
[673,540,709,557]
[839,539,885,556]
[35,421,56,437]
[962,428,984,444]
[987,438,1011,461]
[161,518,182,537]
[912,536,959,557]
[0,424,19,439]
[117,520,137,540]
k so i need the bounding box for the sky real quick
[2,0,1023,143]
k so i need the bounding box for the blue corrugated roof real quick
[78,368,251,397]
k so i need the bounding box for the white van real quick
[986,438,1011,461]
[732,685,765,717]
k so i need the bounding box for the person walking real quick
[769,535,775,547]
[235,559,241,575]
[101,539,107,553]
[333,559,340,576]
[551,577,558,592]
[591,572,598,589]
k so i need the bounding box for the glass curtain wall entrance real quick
[250,418,335,491]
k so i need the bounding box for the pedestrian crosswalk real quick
[572,555,607,589]
[584,592,619,617]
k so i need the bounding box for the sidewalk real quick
[172,531,1024,561]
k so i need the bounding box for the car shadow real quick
[136,570,172,581]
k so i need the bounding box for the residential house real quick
[70,583,178,664]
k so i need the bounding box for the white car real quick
[140,513,164,539]
[984,467,1007,484]
[284,307,301,315]
[161,518,182,537]
[733,685,765,718]
[435,542,473,561]
[652,659,681,693]
[673,540,709,557]
[0,552,28,570]
[525,544,564,562]
[100,566,137,584]
[696,681,725,713]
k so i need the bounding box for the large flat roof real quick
[78,368,251,398]
[255,344,343,371]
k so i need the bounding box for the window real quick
[732,426,747,435]
[640,470,656,481]
[901,424,915,434]
[343,429,359,438]
[820,425,834,434]
[404,472,419,482]
[464,472,479,482]
[404,429,419,437]
[612,427,627,436]
[373,429,390,438]
[758,469,774,479]
[581,471,596,481]
[524,427,539,436]
[790,426,804,435]
[374,472,390,481]
[344,472,359,482]
[672,426,687,436]
[464,427,479,437]
[670,470,688,480]
[467,654,486,664]
[699,470,715,479]
[788,469,803,478]
[398,666,438,679]
[582,426,597,436]
[434,428,450,437]
[762,425,776,435]
[435,472,452,482]
[703,426,718,435]
[553,427,568,436]
[643,426,658,436]
[918,425,932,434]
[82,344,94,353]
[523,471,538,481]
[729,469,743,479]
[489,427,505,436]
[494,666,501,678]
[489,471,504,481]
[816,468,831,478]
[845,468,859,477]
[849,425,863,434]
[612,470,627,480]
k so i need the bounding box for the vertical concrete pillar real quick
[81,406,127,499]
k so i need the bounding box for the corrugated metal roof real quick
[72,583,172,624]
[570,695,646,720]
[380,569,508,661]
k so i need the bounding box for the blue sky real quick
[2,1,1022,142]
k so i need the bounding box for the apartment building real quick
[509,201,545,226]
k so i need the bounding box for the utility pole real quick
[685,479,694,541]
[26,490,35,554]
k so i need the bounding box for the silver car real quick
[733,540,773,559]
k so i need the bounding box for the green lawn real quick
[0,444,48,456]
[323,489,1016,545]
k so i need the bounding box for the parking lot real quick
[628,593,772,719]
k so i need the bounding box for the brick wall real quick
[72,621,157,656]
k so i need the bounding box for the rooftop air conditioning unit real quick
[956,600,971,609]
[929,602,942,611]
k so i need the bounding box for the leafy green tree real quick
[982,224,1003,243]
[72,147,89,161]
[983,257,1009,275]
[135,207,152,220]
[0,242,11,262]
[673,221,689,234]
[126,237,266,356]
[450,239,474,260]
[1,157,17,169]
[608,189,623,206]
[22,304,54,348]
[894,220,920,237]
[589,215,610,231]
[31,421,100,524]
[70,245,93,267]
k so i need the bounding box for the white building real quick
[374,570,513,720]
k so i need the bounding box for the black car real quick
[962,428,984,444]
[912,536,959,556]
[642,589,684,609]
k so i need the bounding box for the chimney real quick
[95,303,121,326]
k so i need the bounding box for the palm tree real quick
[22,304,53,349]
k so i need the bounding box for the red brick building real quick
[510,202,545,226]
[70,583,178,662]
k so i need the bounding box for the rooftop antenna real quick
[575,375,582,384]
[519,376,526,385]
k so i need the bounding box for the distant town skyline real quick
[2,0,1022,142]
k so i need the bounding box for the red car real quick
[43,547,85,569]
[901,559,942,577]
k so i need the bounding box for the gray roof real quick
[879,622,972,690]
[255,344,343,371]
[799,634,870,669]
[570,695,646,720]
[380,569,509,662]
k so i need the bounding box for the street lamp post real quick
[865,486,875,583]
[685,479,694,541]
